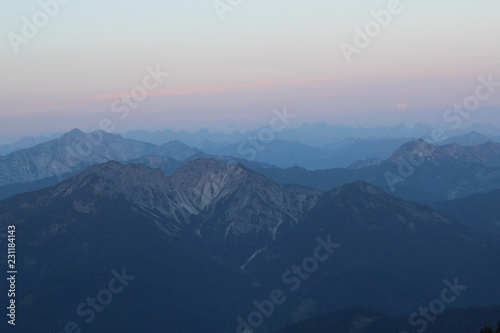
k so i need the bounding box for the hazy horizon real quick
[1,120,499,146]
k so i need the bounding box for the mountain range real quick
[202,137,414,169]
[3,123,499,158]
[123,122,500,147]
[1,158,499,332]
[0,133,61,156]
[255,139,500,201]
[0,129,201,199]
[2,129,500,203]
[437,131,499,147]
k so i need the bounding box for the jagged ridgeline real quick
[0,157,499,332]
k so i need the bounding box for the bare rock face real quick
[169,159,318,258]
[7,158,318,263]
[457,142,500,167]
[127,155,183,175]
[0,129,204,189]
[388,139,453,166]
[389,139,500,167]
[0,129,154,187]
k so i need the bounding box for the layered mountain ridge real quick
[1,158,498,332]
[3,129,500,203]
[4,158,318,264]
[0,129,200,188]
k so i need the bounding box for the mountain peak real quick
[176,157,248,174]
[68,128,83,134]
[36,158,318,263]
[332,180,385,197]
[65,160,170,197]
[152,140,201,160]
[465,130,483,137]
[159,140,190,147]
[395,138,430,150]
[61,128,85,139]
[388,139,447,164]
[170,158,253,195]
[477,141,499,148]
[82,159,154,175]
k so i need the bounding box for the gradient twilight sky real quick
[1,0,499,141]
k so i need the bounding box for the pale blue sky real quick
[0,0,499,139]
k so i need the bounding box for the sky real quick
[0,0,499,141]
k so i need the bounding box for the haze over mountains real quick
[0,125,499,332]
[250,139,500,202]
[2,122,499,157]
[1,126,500,201]
[122,123,500,147]
[0,133,61,155]
[0,129,201,199]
